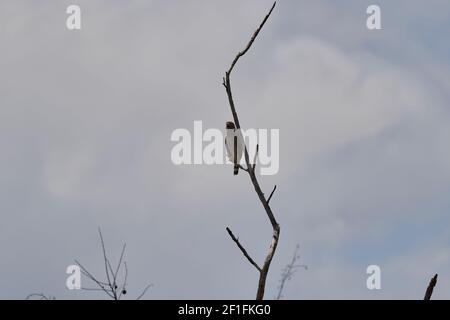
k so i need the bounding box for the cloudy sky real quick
[1,0,450,299]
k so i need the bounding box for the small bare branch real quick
[112,243,127,290]
[227,2,277,75]
[424,274,438,300]
[136,284,154,300]
[80,287,113,292]
[25,293,55,300]
[75,229,151,300]
[267,185,277,204]
[98,227,116,298]
[118,262,129,300]
[226,227,261,272]
[276,244,307,299]
[238,164,249,172]
[75,259,115,299]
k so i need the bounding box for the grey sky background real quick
[1,0,450,299]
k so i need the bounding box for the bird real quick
[225,121,243,175]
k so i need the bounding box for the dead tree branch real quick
[424,274,438,300]
[267,185,277,204]
[222,1,279,300]
[226,227,262,272]
[75,228,152,300]
[275,244,307,299]
[238,164,249,172]
[25,293,55,300]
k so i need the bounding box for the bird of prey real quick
[225,121,243,175]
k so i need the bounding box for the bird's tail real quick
[234,164,239,175]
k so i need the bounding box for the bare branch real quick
[276,244,307,299]
[227,2,277,75]
[75,259,115,299]
[136,284,154,300]
[424,274,438,300]
[238,164,249,172]
[113,243,127,289]
[75,229,151,300]
[118,262,129,300]
[223,1,279,300]
[98,227,116,298]
[25,293,55,300]
[267,185,277,204]
[115,244,126,278]
[226,227,262,272]
[80,287,114,292]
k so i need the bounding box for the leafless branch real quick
[25,293,55,300]
[80,287,113,292]
[223,1,279,300]
[115,244,127,278]
[226,2,277,75]
[276,244,307,299]
[75,228,152,300]
[238,164,249,172]
[424,274,438,300]
[136,284,154,300]
[118,262,129,300]
[267,185,277,204]
[75,259,115,299]
[98,227,116,299]
[226,227,262,272]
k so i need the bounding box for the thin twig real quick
[115,244,127,280]
[227,2,277,75]
[80,287,114,292]
[136,284,154,300]
[275,244,307,299]
[75,229,151,300]
[118,262,129,300]
[25,293,54,300]
[238,164,249,172]
[75,259,115,299]
[267,185,277,204]
[98,227,116,299]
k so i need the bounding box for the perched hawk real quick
[225,121,243,175]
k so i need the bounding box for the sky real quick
[1,0,450,299]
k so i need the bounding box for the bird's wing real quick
[225,137,233,160]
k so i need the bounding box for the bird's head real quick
[226,121,236,129]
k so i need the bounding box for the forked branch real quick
[223,1,279,300]
[75,228,152,300]
[275,244,307,299]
